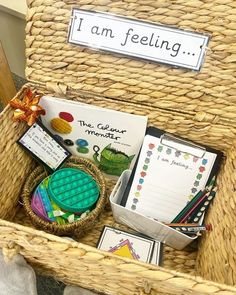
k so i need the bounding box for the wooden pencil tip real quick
[206,223,213,231]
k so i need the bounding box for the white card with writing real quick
[17,121,71,170]
[68,9,209,71]
[125,134,217,223]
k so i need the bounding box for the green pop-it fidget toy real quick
[48,168,99,213]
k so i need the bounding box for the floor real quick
[37,275,65,295]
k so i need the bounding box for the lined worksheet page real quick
[125,135,216,222]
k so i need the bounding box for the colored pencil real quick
[165,223,199,227]
[206,175,216,189]
[179,190,211,223]
[171,176,216,223]
[171,189,206,223]
[168,224,212,231]
[188,187,217,223]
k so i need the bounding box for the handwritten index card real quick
[18,121,71,170]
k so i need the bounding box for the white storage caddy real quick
[109,170,198,250]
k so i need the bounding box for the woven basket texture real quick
[0,0,235,294]
[25,0,236,128]
[22,157,106,236]
[1,85,235,294]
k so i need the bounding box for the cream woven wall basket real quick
[0,0,236,294]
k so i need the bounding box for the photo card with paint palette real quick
[97,226,162,265]
[121,126,223,223]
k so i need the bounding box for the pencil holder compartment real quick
[21,157,106,236]
[110,170,199,250]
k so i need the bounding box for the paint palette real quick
[48,168,100,213]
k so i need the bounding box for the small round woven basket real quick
[21,157,106,236]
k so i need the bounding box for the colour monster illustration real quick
[93,144,135,176]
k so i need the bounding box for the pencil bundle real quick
[169,176,217,236]
[166,223,212,235]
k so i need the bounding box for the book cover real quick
[40,96,147,177]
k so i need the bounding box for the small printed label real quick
[68,9,209,71]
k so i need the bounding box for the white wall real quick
[0,0,26,77]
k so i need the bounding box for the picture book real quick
[40,96,147,177]
[122,127,222,223]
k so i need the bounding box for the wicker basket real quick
[22,157,107,236]
[0,0,236,294]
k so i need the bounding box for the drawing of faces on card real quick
[97,226,154,263]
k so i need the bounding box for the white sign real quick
[68,9,209,71]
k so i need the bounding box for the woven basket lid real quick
[25,0,236,127]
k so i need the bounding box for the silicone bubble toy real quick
[48,168,99,213]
